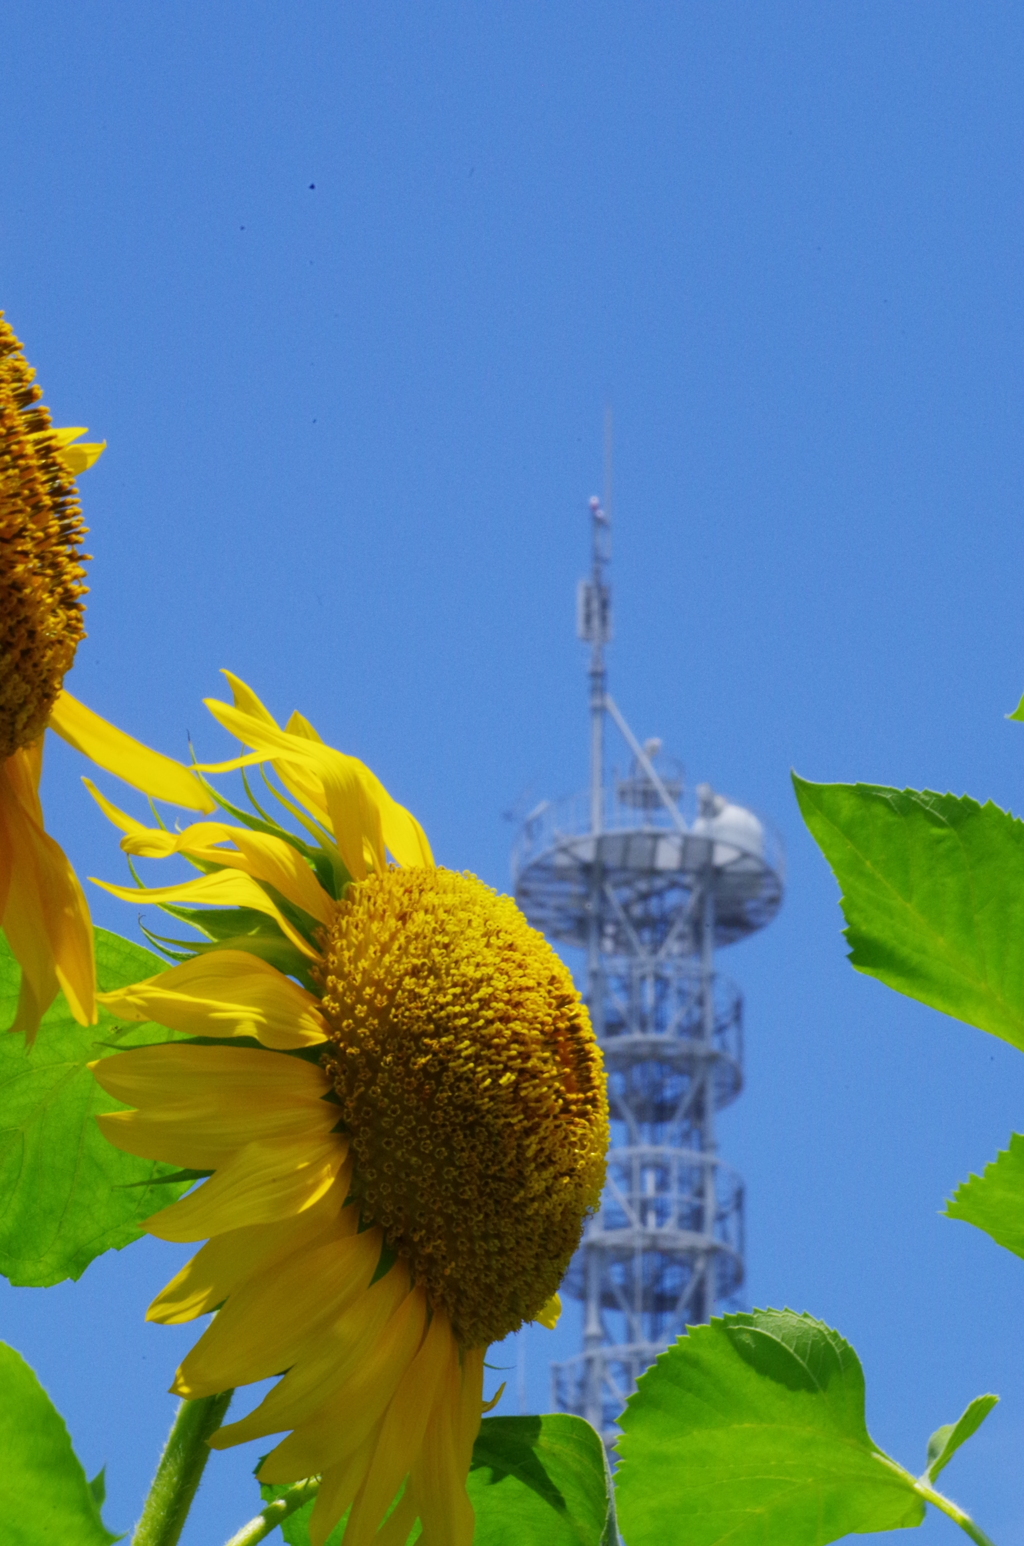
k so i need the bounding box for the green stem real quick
[222,1478,320,1546]
[914,1480,997,1546]
[131,1390,234,1546]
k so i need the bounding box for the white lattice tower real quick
[511,491,783,1443]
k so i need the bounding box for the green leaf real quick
[793,776,1024,1051]
[924,1395,998,1482]
[0,1340,121,1544]
[469,1413,617,1546]
[946,1134,1024,1258]
[616,1309,924,1546]
[0,926,194,1286]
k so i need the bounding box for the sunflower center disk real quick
[320,867,608,1349]
[0,317,90,760]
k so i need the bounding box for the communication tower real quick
[511,490,783,1443]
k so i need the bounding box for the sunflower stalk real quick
[912,1482,997,1546]
[222,1477,320,1546]
[130,1390,234,1546]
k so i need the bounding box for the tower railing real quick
[512,783,784,896]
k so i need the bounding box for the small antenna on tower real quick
[574,420,614,838]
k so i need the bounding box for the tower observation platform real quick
[512,491,783,1444]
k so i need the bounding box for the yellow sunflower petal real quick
[203,701,378,879]
[43,427,107,476]
[97,951,327,1049]
[279,706,357,860]
[204,695,431,878]
[115,821,334,928]
[307,1435,382,1546]
[355,1485,419,1546]
[273,763,334,834]
[251,1286,428,1480]
[187,721,344,868]
[96,1093,339,1170]
[91,868,318,958]
[45,426,91,448]
[147,1180,352,1324]
[535,1292,561,1330]
[55,440,106,475]
[24,425,104,474]
[221,671,280,728]
[145,1131,347,1242]
[213,1257,407,1443]
[455,1347,486,1471]
[115,818,236,858]
[356,764,433,871]
[201,699,319,763]
[410,1349,476,1546]
[48,690,215,811]
[219,829,333,924]
[284,709,324,744]
[0,748,95,1039]
[92,1042,337,1169]
[81,778,155,842]
[6,735,43,818]
[172,1226,381,1397]
[344,1309,456,1546]
[90,1040,333,1107]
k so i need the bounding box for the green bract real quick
[0,926,191,1286]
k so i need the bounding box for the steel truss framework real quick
[512,493,783,1444]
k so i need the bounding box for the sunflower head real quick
[89,678,610,1545]
[0,314,104,760]
[320,865,608,1348]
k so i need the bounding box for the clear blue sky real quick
[3,5,1024,1542]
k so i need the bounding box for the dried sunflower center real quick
[319,866,608,1348]
[0,315,90,760]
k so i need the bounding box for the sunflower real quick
[0,312,214,1041]
[88,674,608,1546]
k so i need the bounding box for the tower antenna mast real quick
[586,409,613,839]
